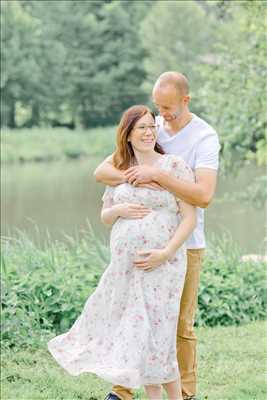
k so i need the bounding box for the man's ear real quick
[184,94,191,105]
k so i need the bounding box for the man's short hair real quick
[154,71,189,96]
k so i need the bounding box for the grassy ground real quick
[1,128,116,164]
[1,321,266,400]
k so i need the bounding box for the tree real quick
[34,0,149,127]
[196,0,267,171]
[1,1,40,127]
[1,0,149,128]
[140,0,217,106]
[66,0,148,127]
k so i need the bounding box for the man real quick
[94,71,220,400]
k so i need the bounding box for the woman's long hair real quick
[113,105,164,170]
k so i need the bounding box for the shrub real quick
[1,224,109,350]
[197,234,266,327]
[1,228,266,350]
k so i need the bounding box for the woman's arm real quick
[164,201,196,258]
[94,155,126,186]
[134,202,197,271]
[101,204,123,225]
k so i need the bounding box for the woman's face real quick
[128,113,157,153]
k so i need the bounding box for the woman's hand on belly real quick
[133,248,170,272]
[115,203,152,219]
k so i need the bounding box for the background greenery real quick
[1,1,267,398]
[2,321,266,400]
[1,0,267,172]
[1,228,266,399]
[1,227,266,351]
[1,127,116,163]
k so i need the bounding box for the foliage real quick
[140,0,217,103]
[0,0,41,127]
[1,227,266,351]
[197,234,267,327]
[1,0,149,128]
[247,133,267,166]
[197,0,267,172]
[1,127,116,163]
[1,224,110,350]
[1,0,266,168]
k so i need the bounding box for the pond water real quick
[1,157,266,255]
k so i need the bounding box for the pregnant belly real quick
[110,211,179,259]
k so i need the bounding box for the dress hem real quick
[48,344,179,389]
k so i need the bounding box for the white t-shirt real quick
[156,113,220,249]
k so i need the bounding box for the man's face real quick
[152,85,186,122]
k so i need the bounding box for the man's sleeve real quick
[195,133,221,170]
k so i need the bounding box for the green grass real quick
[1,321,266,400]
[1,128,116,164]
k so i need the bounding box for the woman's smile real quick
[141,138,154,144]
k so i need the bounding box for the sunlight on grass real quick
[2,321,266,400]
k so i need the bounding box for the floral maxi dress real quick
[48,154,194,388]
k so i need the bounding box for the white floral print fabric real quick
[48,154,194,388]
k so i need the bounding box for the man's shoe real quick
[104,393,121,400]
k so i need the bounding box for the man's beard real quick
[165,109,182,121]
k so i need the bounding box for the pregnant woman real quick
[48,105,196,400]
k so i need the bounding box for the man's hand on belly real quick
[133,249,169,272]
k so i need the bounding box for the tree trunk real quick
[31,103,40,126]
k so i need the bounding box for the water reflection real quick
[1,158,266,254]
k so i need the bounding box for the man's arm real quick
[154,168,217,208]
[125,166,217,208]
[94,154,126,186]
[94,155,162,190]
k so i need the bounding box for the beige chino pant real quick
[112,248,205,400]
